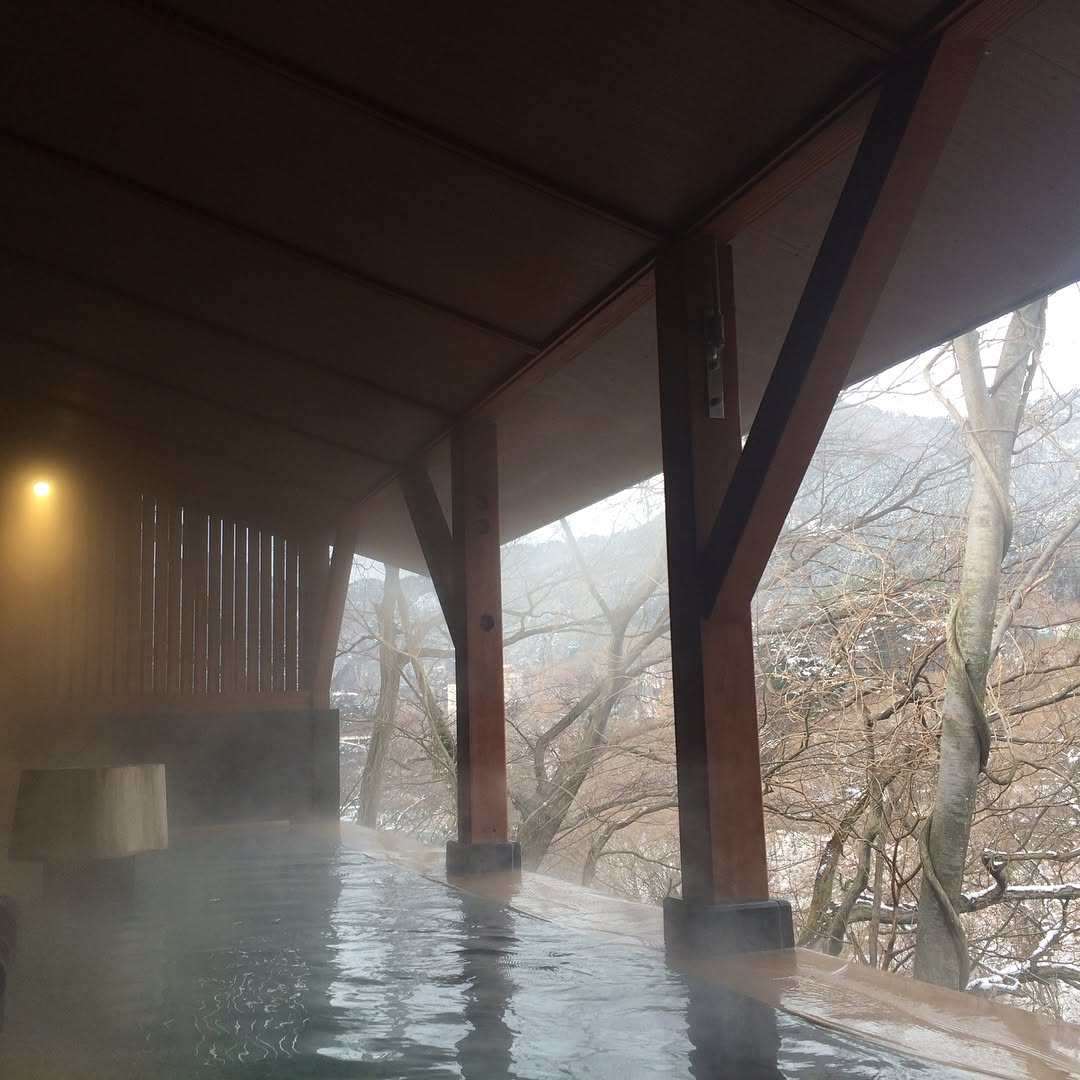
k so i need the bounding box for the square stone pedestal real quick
[446,840,521,875]
[664,897,794,956]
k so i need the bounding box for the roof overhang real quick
[1,0,1076,567]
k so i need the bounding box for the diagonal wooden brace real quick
[701,34,985,617]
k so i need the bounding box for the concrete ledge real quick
[663,897,794,956]
[446,840,521,875]
[341,825,1080,1076]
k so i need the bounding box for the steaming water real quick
[0,829,974,1078]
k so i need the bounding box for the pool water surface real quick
[0,828,977,1078]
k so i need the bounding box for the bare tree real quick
[915,301,1046,988]
[356,565,403,827]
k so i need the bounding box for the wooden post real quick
[451,419,509,848]
[656,238,769,909]
[401,423,518,873]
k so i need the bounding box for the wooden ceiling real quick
[1,0,1076,567]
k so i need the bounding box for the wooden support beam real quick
[657,237,768,905]
[311,522,357,708]
[399,463,461,648]
[451,420,509,845]
[400,429,511,849]
[701,34,984,616]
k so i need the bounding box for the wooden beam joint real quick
[700,32,985,617]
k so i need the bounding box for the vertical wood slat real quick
[65,494,84,696]
[20,504,47,695]
[83,489,102,695]
[237,524,250,693]
[30,490,53,693]
[126,493,145,696]
[180,508,196,693]
[120,490,141,691]
[141,496,157,693]
[101,488,117,694]
[78,492,95,695]
[71,492,91,695]
[10,484,314,704]
[48,493,70,697]
[272,534,286,693]
[152,499,168,694]
[221,519,236,695]
[260,531,273,694]
[97,485,117,697]
[208,516,222,694]
[285,542,298,693]
[167,504,183,693]
[192,512,209,694]
[114,491,133,694]
[247,527,260,694]
[79,498,93,694]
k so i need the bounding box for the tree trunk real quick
[913,301,1045,988]
[356,565,403,828]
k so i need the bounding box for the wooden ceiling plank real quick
[0,127,542,355]
[0,244,452,422]
[0,327,404,469]
[114,0,664,243]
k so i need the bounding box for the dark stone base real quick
[446,840,522,875]
[663,897,794,956]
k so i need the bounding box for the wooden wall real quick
[0,471,330,708]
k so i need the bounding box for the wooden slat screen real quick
[1,485,319,703]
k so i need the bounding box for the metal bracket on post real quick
[703,238,726,419]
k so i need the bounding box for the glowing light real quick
[32,480,52,499]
